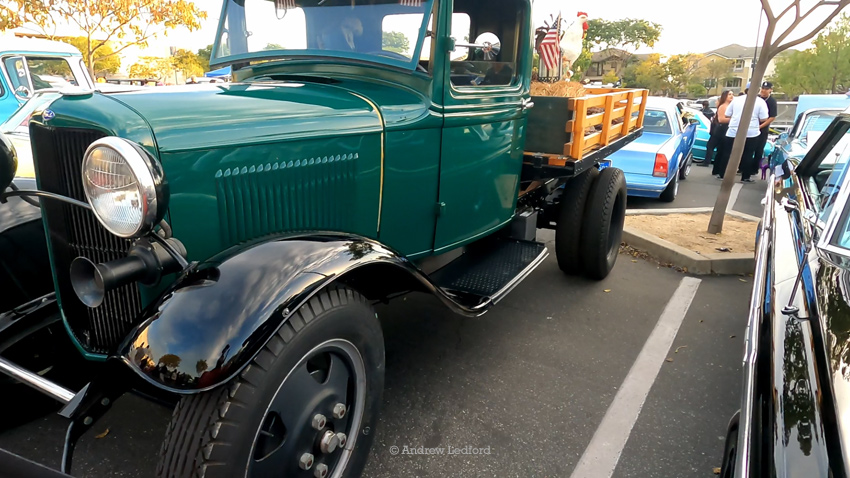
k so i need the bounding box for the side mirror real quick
[14,85,31,100]
[688,118,700,125]
[0,132,18,193]
[454,32,501,61]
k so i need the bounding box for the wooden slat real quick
[565,112,604,132]
[636,90,648,128]
[600,94,615,146]
[569,97,587,159]
[622,90,636,136]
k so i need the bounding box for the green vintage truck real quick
[0,0,645,476]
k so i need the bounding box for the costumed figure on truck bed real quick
[535,11,588,82]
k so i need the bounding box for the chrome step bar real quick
[0,356,74,403]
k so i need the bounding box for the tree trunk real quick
[86,34,95,79]
[707,50,772,234]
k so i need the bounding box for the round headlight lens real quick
[82,137,167,238]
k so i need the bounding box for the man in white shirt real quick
[717,90,769,182]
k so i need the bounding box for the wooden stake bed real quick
[523,87,648,178]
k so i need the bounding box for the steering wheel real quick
[368,50,428,73]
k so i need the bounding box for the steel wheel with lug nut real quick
[156,286,384,478]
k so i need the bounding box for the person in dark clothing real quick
[714,88,769,182]
[700,100,715,120]
[754,81,777,164]
[704,90,732,169]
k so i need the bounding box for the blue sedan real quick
[608,97,698,202]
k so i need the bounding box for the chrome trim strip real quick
[0,356,74,404]
[490,246,549,304]
[734,179,774,478]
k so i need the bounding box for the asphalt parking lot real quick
[0,163,763,477]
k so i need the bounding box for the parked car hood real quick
[107,82,383,153]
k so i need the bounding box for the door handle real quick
[520,98,534,110]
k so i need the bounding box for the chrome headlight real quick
[81,137,168,238]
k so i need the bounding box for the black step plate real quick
[430,239,547,299]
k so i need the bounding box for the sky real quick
[16,0,835,72]
[153,0,816,55]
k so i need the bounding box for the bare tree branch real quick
[776,4,848,51]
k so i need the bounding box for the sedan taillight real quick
[653,153,668,177]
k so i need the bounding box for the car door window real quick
[814,128,850,223]
[3,56,32,93]
[449,0,524,88]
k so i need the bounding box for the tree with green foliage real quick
[772,13,850,96]
[58,36,121,76]
[703,58,734,95]
[601,71,619,85]
[128,56,171,80]
[0,0,206,77]
[666,53,705,96]
[263,43,284,51]
[171,48,203,78]
[197,44,213,70]
[573,18,662,80]
[382,31,409,54]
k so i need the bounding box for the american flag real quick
[538,25,560,70]
[400,0,423,6]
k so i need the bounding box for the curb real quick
[622,208,757,275]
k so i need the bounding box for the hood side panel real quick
[108,83,383,153]
[164,134,382,261]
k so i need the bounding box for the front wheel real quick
[157,286,385,478]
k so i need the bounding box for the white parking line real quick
[727,183,743,212]
[570,276,702,478]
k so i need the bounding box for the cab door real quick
[433,0,532,252]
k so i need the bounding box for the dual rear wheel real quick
[555,166,628,280]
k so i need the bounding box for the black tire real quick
[157,286,384,478]
[555,168,599,274]
[659,173,678,203]
[679,153,692,180]
[580,167,627,280]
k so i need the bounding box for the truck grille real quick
[30,125,144,354]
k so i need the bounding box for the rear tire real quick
[659,174,678,203]
[156,286,384,478]
[555,168,599,275]
[580,167,627,280]
[679,153,693,180]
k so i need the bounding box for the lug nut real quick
[332,403,347,419]
[314,463,329,478]
[299,453,314,470]
[312,414,327,430]
[336,432,347,448]
[320,430,340,454]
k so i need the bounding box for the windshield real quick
[793,109,843,144]
[214,0,434,71]
[812,127,850,222]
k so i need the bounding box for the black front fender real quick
[119,233,482,394]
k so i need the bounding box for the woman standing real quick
[706,91,733,177]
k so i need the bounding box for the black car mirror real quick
[688,118,700,125]
[0,132,18,193]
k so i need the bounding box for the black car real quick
[720,106,850,477]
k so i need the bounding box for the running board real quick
[430,238,548,306]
